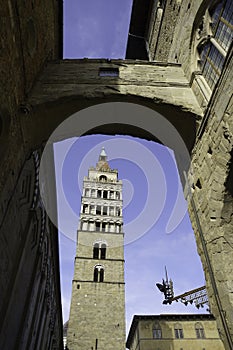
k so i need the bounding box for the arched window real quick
[93,266,99,282]
[153,323,162,339]
[102,222,107,232]
[99,267,104,282]
[93,243,99,259]
[93,265,104,282]
[93,242,107,259]
[95,221,101,232]
[174,323,184,339]
[103,206,108,215]
[195,322,205,338]
[96,205,101,215]
[82,204,88,213]
[116,223,122,233]
[100,244,106,259]
[84,188,90,197]
[99,175,107,182]
[197,0,233,89]
[109,206,114,215]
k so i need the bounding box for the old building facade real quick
[0,0,232,349]
[126,314,225,350]
[67,148,125,350]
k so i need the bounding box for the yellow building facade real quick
[126,314,225,350]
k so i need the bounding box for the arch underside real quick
[23,60,203,154]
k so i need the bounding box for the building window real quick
[96,206,101,215]
[99,175,107,182]
[99,67,119,77]
[153,323,162,339]
[83,204,88,213]
[93,243,99,259]
[195,322,205,339]
[174,323,184,339]
[116,223,122,233]
[93,265,104,282]
[103,206,108,215]
[100,244,106,259]
[109,206,114,215]
[197,0,233,89]
[93,242,107,259]
[90,205,95,214]
[96,221,101,231]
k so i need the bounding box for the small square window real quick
[99,67,119,77]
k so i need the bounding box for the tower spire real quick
[99,146,107,161]
[96,147,110,171]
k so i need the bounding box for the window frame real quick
[174,323,184,339]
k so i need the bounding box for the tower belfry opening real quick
[67,148,125,350]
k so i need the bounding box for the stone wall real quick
[0,0,62,200]
[67,231,125,350]
[149,0,182,62]
[188,47,233,350]
[68,282,125,350]
[0,150,63,349]
[0,1,63,347]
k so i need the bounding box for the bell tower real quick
[67,148,125,350]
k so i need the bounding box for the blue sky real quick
[58,0,207,335]
[55,135,206,335]
[63,0,133,58]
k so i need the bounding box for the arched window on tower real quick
[96,205,101,215]
[99,175,107,182]
[83,204,88,213]
[195,322,205,339]
[93,243,99,259]
[95,221,101,232]
[100,244,106,259]
[93,266,99,282]
[93,242,107,259]
[93,265,104,282]
[99,267,104,282]
[197,0,233,89]
[102,222,107,232]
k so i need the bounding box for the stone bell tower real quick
[67,148,125,350]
